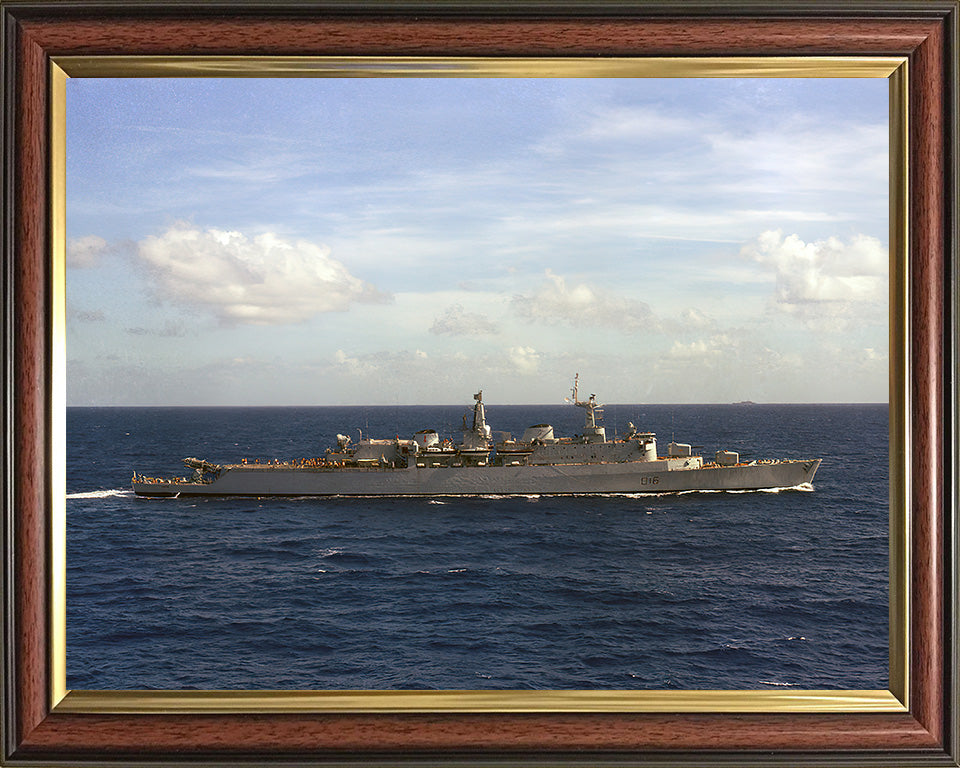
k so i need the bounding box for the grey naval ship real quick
[132,376,821,498]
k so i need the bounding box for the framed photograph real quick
[3,2,956,766]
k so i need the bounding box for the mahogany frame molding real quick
[1,1,957,766]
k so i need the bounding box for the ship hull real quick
[133,458,821,497]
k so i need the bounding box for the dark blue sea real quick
[66,403,888,691]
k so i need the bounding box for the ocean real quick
[66,403,888,691]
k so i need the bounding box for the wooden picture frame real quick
[2,2,957,765]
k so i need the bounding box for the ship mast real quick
[571,373,603,429]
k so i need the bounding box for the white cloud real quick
[333,348,436,376]
[579,106,695,142]
[185,150,321,185]
[67,235,109,268]
[512,270,658,332]
[677,308,717,331]
[705,121,888,194]
[741,230,887,315]
[334,348,377,376]
[657,330,815,402]
[136,223,391,325]
[430,304,500,336]
[490,205,848,257]
[508,346,541,374]
[667,333,756,362]
[668,339,713,359]
[534,106,697,160]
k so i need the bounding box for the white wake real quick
[66,489,133,500]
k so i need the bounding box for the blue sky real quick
[66,77,889,405]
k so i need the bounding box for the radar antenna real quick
[568,373,603,429]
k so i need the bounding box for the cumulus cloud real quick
[668,332,742,361]
[666,332,789,366]
[668,339,714,359]
[512,270,658,331]
[334,348,376,376]
[67,235,109,268]
[661,331,804,400]
[429,304,499,336]
[676,308,717,332]
[508,346,541,374]
[329,345,544,385]
[328,348,450,398]
[136,223,391,325]
[741,230,887,315]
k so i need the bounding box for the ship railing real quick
[134,475,210,485]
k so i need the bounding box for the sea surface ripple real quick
[67,403,888,690]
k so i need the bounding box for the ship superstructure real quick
[132,377,821,497]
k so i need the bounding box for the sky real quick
[65,77,889,406]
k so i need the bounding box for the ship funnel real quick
[522,424,555,443]
[414,429,440,448]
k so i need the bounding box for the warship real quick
[132,376,820,497]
